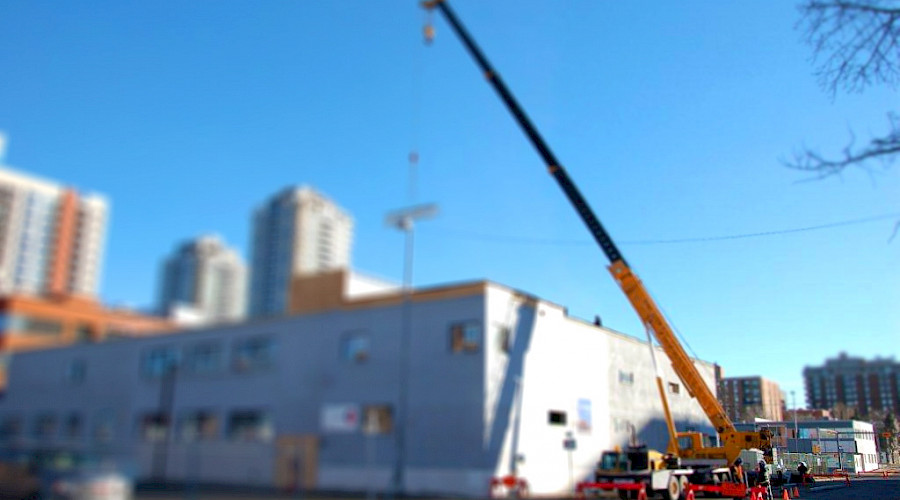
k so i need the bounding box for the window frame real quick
[226,409,273,442]
[340,331,370,363]
[449,321,482,353]
[232,336,277,373]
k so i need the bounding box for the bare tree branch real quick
[784,112,900,177]
[798,0,900,95]
[791,2,899,176]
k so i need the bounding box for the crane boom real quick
[424,0,771,463]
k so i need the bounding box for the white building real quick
[0,162,108,297]
[737,419,879,473]
[0,277,719,497]
[157,235,247,325]
[248,186,353,318]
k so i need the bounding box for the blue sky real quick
[1,1,897,407]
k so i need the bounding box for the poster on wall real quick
[321,403,360,433]
[577,398,592,434]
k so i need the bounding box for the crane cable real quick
[407,8,435,203]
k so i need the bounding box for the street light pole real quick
[385,203,438,497]
[791,390,798,453]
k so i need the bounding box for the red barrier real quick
[489,475,529,498]
[685,482,759,499]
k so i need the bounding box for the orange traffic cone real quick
[637,486,648,500]
[792,485,800,497]
[782,487,791,499]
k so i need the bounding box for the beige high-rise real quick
[248,186,353,318]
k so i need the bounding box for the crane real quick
[421,0,773,469]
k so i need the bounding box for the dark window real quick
[548,410,567,425]
[93,410,116,443]
[138,412,170,442]
[141,346,179,378]
[18,316,63,336]
[362,405,393,435]
[179,411,219,441]
[32,413,58,439]
[63,413,82,440]
[0,416,22,439]
[496,325,513,353]
[341,331,370,363]
[66,360,86,384]
[227,410,273,441]
[74,323,93,342]
[450,321,481,353]
[668,382,681,395]
[186,342,223,375]
[232,336,276,372]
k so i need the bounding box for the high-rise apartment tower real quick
[804,353,900,417]
[0,166,107,297]
[248,187,353,318]
[719,376,784,422]
[157,235,247,324]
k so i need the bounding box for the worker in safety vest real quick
[731,457,745,484]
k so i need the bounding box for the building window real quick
[232,336,276,372]
[14,315,63,336]
[0,416,22,440]
[362,405,393,435]
[141,346,180,378]
[227,410,273,441]
[74,323,93,342]
[618,370,634,385]
[138,412,170,442]
[185,342,223,375]
[548,410,567,426]
[450,321,481,353]
[495,325,513,353]
[65,360,87,385]
[340,331,370,363]
[668,382,681,395]
[179,411,219,442]
[32,413,58,440]
[63,413,82,440]
[93,410,116,443]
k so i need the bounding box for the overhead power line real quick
[439,211,900,246]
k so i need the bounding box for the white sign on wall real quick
[321,403,360,433]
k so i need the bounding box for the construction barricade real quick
[576,481,648,500]
[489,475,530,498]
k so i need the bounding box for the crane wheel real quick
[662,476,681,500]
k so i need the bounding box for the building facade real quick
[248,187,353,318]
[719,376,784,422]
[157,235,247,324]
[0,167,107,297]
[0,278,718,497]
[804,353,900,418]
